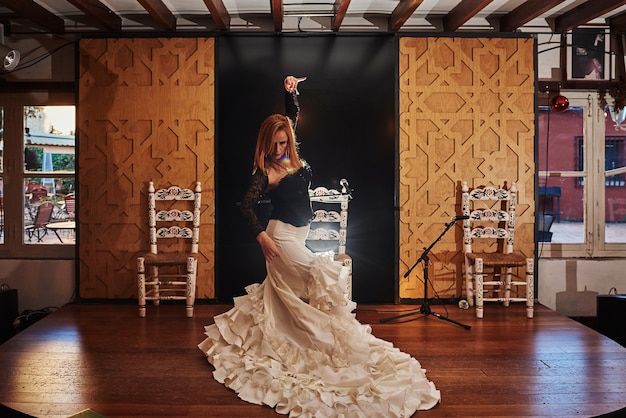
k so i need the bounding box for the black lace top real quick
[240,90,313,237]
[241,166,313,237]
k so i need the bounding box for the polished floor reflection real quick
[0,302,625,417]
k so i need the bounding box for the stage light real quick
[0,44,19,71]
[0,24,19,71]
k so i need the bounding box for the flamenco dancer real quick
[199,75,440,417]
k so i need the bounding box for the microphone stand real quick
[380,219,471,330]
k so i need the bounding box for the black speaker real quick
[597,294,626,347]
[0,285,18,344]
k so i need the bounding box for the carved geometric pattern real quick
[78,38,215,299]
[399,37,535,299]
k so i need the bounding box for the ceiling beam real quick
[270,0,283,32]
[609,11,626,81]
[611,32,625,82]
[0,0,65,33]
[389,0,424,31]
[331,0,351,32]
[443,0,493,32]
[499,0,565,32]
[608,10,626,32]
[553,0,626,34]
[66,0,122,32]
[202,0,230,30]
[137,0,176,31]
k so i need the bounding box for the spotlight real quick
[0,44,19,71]
[0,23,19,71]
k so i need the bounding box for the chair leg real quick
[152,265,160,306]
[526,258,534,319]
[137,257,146,317]
[343,258,353,300]
[32,227,47,242]
[186,257,197,318]
[503,267,513,307]
[465,258,474,307]
[475,258,484,319]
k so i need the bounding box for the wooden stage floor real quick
[1,302,625,418]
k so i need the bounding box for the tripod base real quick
[380,301,472,330]
[391,220,472,329]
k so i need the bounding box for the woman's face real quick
[270,129,288,162]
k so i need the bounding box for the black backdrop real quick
[215,34,397,303]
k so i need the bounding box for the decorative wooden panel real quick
[399,37,535,299]
[78,38,215,299]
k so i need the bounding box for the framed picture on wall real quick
[568,28,610,80]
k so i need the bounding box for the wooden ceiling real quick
[1,0,626,86]
[0,0,625,35]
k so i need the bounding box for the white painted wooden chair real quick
[307,180,353,298]
[137,181,201,317]
[462,181,534,319]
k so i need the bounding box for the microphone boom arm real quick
[380,217,471,329]
[403,219,457,278]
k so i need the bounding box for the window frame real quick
[576,135,626,187]
[0,91,76,259]
[538,91,626,258]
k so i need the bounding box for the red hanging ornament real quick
[550,95,569,112]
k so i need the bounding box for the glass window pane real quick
[24,106,75,173]
[24,178,75,245]
[604,107,626,244]
[23,106,76,245]
[538,106,585,172]
[538,105,585,244]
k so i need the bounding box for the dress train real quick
[199,220,440,417]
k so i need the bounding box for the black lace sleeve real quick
[285,90,300,130]
[240,170,269,237]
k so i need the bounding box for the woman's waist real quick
[266,218,311,240]
[269,207,313,227]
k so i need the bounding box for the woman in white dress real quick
[199,76,440,417]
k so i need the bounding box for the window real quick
[0,92,75,259]
[605,137,626,187]
[538,92,626,257]
[23,106,76,245]
[576,136,626,187]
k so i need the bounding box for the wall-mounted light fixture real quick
[0,23,20,71]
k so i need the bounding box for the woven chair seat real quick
[465,252,527,267]
[334,253,351,263]
[141,252,196,266]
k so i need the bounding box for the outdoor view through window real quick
[23,106,76,245]
[538,93,626,257]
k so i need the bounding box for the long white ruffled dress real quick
[198,219,441,417]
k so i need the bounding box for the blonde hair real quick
[253,114,304,174]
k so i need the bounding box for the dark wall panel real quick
[215,35,397,303]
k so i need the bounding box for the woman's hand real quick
[284,76,306,94]
[256,231,281,262]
